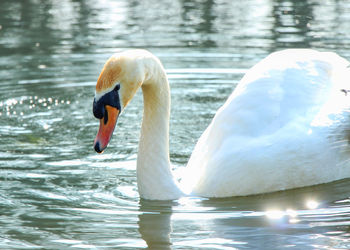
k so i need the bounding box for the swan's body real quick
[93,49,350,200]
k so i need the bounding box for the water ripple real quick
[1,0,350,249]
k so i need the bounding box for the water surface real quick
[1,0,350,249]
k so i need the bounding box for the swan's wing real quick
[182,49,350,197]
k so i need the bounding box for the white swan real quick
[93,49,350,200]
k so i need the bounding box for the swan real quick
[92,49,350,200]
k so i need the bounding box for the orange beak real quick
[93,105,119,153]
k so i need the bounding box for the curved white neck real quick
[136,58,182,200]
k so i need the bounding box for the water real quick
[1,0,350,249]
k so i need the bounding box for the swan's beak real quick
[93,105,119,153]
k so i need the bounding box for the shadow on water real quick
[138,178,350,248]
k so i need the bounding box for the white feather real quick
[182,49,350,197]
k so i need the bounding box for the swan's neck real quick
[137,61,182,200]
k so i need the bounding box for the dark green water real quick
[1,0,350,249]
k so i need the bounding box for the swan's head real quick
[93,50,146,153]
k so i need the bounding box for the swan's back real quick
[182,49,350,197]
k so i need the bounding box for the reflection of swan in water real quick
[138,200,174,249]
[93,49,350,200]
[137,179,350,248]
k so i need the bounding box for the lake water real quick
[1,0,350,249]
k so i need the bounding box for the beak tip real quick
[93,105,119,154]
[94,141,104,154]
